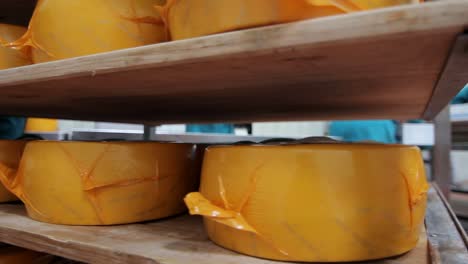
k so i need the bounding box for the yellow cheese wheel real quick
[185,143,428,262]
[0,141,201,225]
[0,246,50,264]
[308,0,421,12]
[334,0,422,11]
[25,118,58,133]
[14,0,167,63]
[0,24,31,69]
[0,141,27,202]
[157,0,345,40]
[157,0,422,40]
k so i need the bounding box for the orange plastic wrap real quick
[13,0,167,63]
[156,0,422,40]
[0,141,202,225]
[0,24,31,69]
[0,141,27,202]
[185,143,428,262]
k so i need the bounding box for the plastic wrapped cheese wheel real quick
[335,0,422,11]
[0,141,27,202]
[156,0,422,40]
[185,143,428,262]
[15,0,167,63]
[157,0,345,40]
[0,24,31,69]
[25,118,58,132]
[0,141,201,225]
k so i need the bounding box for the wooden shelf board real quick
[0,1,467,123]
[0,186,459,264]
[0,205,427,264]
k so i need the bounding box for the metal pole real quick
[143,125,155,141]
[433,105,452,199]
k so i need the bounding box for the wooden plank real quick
[0,203,430,264]
[0,0,35,26]
[423,35,468,119]
[426,187,468,264]
[0,1,466,123]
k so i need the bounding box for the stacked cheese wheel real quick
[157,0,422,40]
[0,141,202,225]
[185,143,428,262]
[13,0,167,63]
[0,24,32,202]
[2,0,422,62]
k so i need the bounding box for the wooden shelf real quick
[0,186,459,264]
[0,1,467,123]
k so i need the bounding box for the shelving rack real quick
[1,0,468,263]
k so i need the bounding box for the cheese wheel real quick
[14,0,167,63]
[25,118,58,133]
[157,0,345,40]
[156,0,421,40]
[0,141,201,225]
[0,141,27,202]
[333,0,422,11]
[185,143,428,262]
[0,24,31,69]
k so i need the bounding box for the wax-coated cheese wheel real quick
[0,141,27,202]
[0,141,201,225]
[25,118,58,132]
[308,0,421,12]
[156,0,422,40]
[185,143,428,262]
[14,0,166,63]
[157,0,345,40]
[0,24,31,69]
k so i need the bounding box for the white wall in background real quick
[59,120,187,134]
[452,150,468,185]
[402,123,434,146]
[58,120,96,132]
[95,122,143,131]
[156,125,186,134]
[252,121,328,138]
[451,103,468,121]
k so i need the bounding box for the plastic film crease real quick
[0,162,49,221]
[59,143,163,224]
[185,160,290,256]
[154,0,177,40]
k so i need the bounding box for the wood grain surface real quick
[426,187,468,264]
[0,203,433,264]
[0,1,466,123]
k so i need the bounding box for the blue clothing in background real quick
[329,120,397,143]
[186,123,234,134]
[0,117,25,139]
[452,85,468,104]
